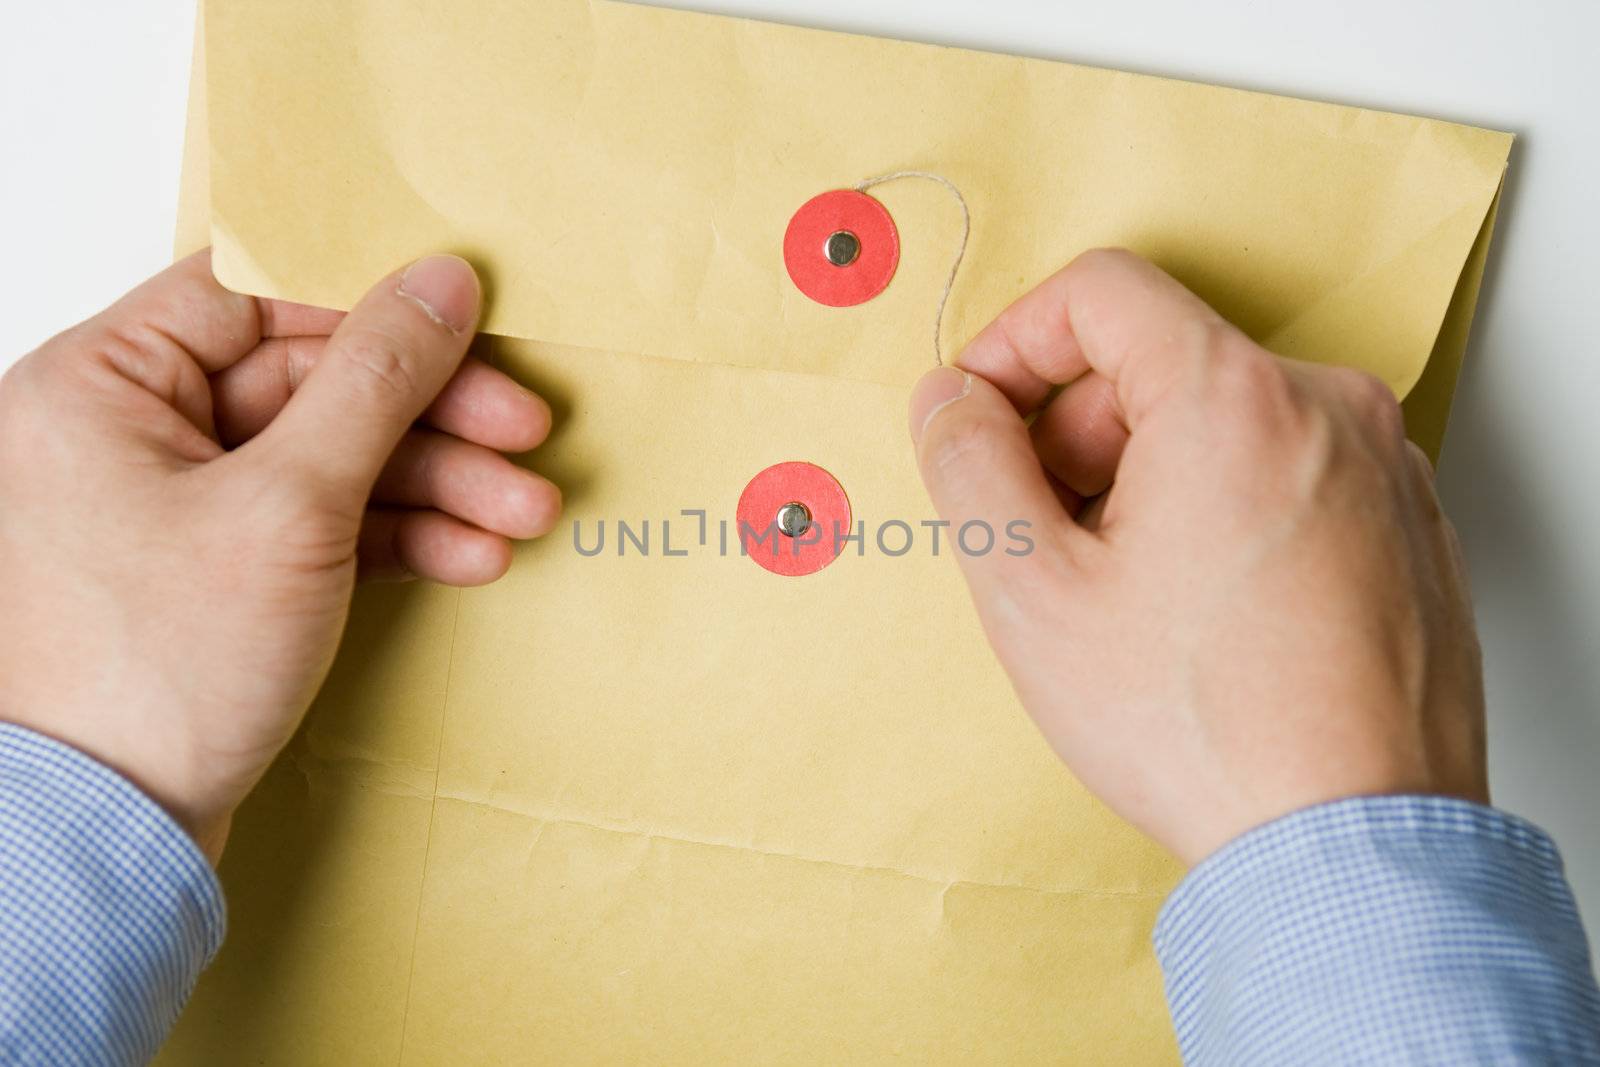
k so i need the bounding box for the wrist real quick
[1169,762,1489,868]
[0,710,227,865]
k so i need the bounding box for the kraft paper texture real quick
[159,2,1510,1063]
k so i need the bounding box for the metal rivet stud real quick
[824,230,861,267]
[776,501,813,538]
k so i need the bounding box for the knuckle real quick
[1198,333,1289,418]
[7,334,78,395]
[284,335,322,391]
[925,416,1008,487]
[1068,246,1140,275]
[0,347,78,448]
[1059,248,1144,309]
[1405,439,1436,479]
[0,357,27,408]
[1337,368,1406,444]
[0,365,29,459]
[337,329,422,402]
[1341,365,1396,409]
[99,327,165,383]
[1404,442,1447,522]
[99,324,206,407]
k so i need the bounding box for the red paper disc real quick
[783,189,900,307]
[737,461,851,577]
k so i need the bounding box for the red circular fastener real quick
[783,189,900,307]
[737,462,851,577]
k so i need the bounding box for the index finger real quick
[956,248,1250,426]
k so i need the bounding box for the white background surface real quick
[3,2,1599,926]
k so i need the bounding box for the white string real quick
[854,170,971,367]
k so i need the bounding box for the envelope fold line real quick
[426,789,1166,901]
[394,587,464,1067]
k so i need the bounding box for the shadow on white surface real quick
[1440,138,1600,913]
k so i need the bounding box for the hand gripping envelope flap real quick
[161,2,1511,1063]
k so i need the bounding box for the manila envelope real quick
[160,2,1511,1063]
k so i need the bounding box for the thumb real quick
[249,254,481,501]
[909,366,1083,595]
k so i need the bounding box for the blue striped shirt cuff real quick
[1155,794,1600,1065]
[0,723,225,1066]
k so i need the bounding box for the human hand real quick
[0,251,559,861]
[910,249,1486,866]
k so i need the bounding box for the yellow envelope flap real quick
[205,0,1511,397]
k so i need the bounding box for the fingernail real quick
[909,367,972,443]
[398,255,480,333]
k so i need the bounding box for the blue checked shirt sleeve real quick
[0,723,225,1066]
[1155,794,1600,1065]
